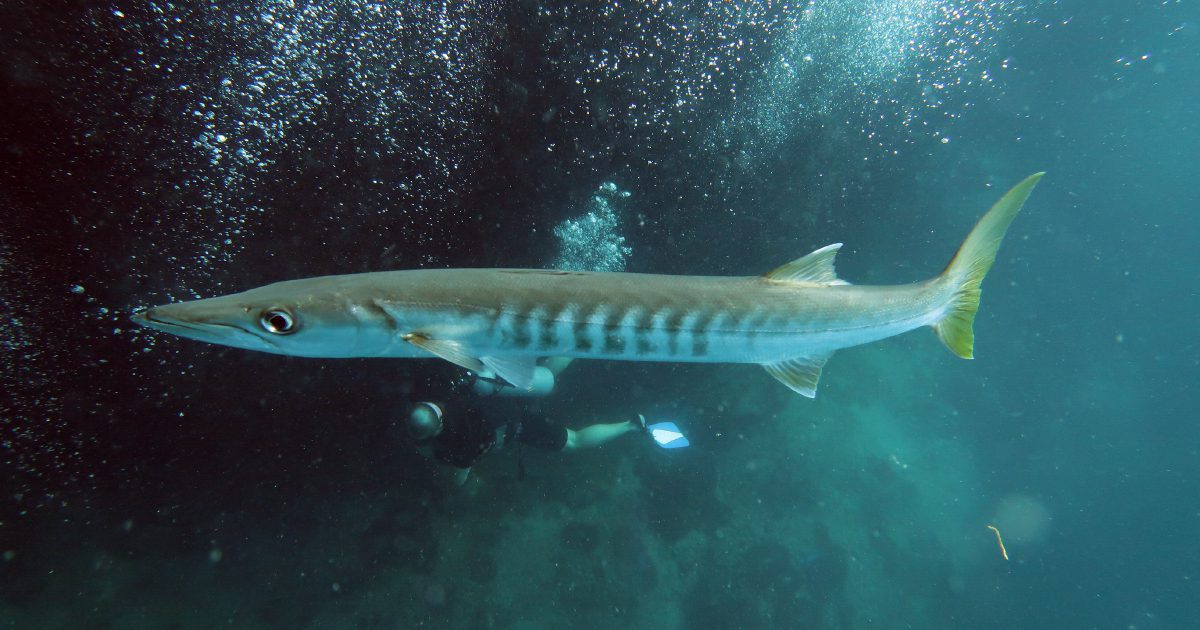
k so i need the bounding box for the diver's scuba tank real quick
[471,365,556,397]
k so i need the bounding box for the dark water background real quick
[2,1,1197,628]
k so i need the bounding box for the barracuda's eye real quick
[259,309,296,335]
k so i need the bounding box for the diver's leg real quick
[562,418,641,452]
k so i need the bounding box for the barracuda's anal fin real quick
[480,356,538,390]
[763,353,834,398]
[764,243,850,286]
[402,333,485,373]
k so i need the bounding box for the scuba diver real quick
[405,399,647,486]
[403,358,689,486]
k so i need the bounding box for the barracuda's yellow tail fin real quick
[935,173,1044,359]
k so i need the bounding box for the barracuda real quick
[132,174,1042,396]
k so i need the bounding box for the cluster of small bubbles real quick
[550,182,633,272]
[531,1,1025,173]
[100,0,499,289]
[0,241,70,490]
[706,0,1028,164]
[542,0,789,151]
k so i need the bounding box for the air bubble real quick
[551,182,633,272]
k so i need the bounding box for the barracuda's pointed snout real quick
[130,303,193,325]
[129,281,382,358]
[130,297,282,353]
[129,309,150,326]
[131,303,180,331]
[133,301,224,331]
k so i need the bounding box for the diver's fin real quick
[763,353,833,398]
[764,244,850,285]
[934,173,1044,359]
[480,356,538,390]
[403,333,485,373]
[647,422,690,449]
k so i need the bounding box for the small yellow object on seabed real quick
[987,524,1009,561]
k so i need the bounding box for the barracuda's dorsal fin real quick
[764,244,850,285]
[763,353,834,398]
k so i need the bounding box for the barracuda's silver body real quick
[132,174,1043,396]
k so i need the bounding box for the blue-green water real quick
[2,1,1197,628]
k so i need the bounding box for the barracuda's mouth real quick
[131,308,279,352]
[133,309,214,334]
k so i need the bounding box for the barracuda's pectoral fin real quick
[402,333,486,373]
[763,353,834,398]
[764,244,851,285]
[402,333,538,389]
[479,356,538,390]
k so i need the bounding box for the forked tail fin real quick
[935,173,1045,359]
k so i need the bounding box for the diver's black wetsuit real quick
[424,401,568,470]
